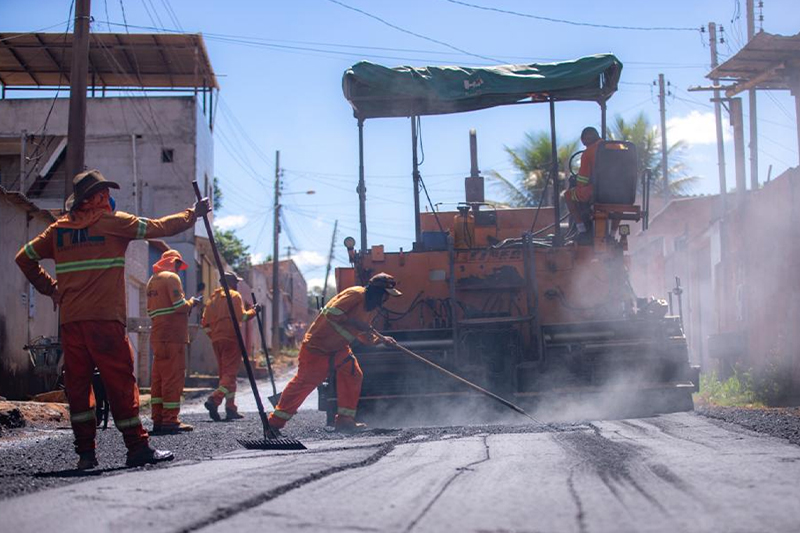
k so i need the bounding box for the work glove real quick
[194,197,211,218]
[190,296,203,307]
[253,303,263,314]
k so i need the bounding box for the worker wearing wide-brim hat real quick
[147,249,202,434]
[15,169,211,469]
[202,271,260,421]
[268,272,401,434]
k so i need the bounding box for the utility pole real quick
[746,0,759,190]
[709,22,728,214]
[271,151,281,357]
[65,0,91,204]
[730,98,747,207]
[658,74,669,201]
[322,220,338,304]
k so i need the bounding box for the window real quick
[161,149,174,163]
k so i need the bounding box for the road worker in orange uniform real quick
[202,272,260,421]
[146,249,201,434]
[15,170,211,470]
[269,273,400,434]
[563,126,602,237]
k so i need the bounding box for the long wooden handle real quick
[252,292,278,396]
[374,331,542,424]
[192,182,275,439]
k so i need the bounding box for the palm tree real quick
[609,112,698,195]
[488,132,579,207]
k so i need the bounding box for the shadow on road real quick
[34,465,129,479]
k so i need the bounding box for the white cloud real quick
[307,273,336,291]
[667,110,731,146]
[214,214,248,231]
[291,250,327,268]
[251,252,265,264]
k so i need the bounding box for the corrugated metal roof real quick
[0,32,217,89]
[707,31,800,96]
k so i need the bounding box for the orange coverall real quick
[202,288,255,412]
[16,208,197,454]
[146,270,193,427]
[564,139,600,220]
[269,286,381,429]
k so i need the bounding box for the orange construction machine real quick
[320,55,699,424]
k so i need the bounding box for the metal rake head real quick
[237,438,307,451]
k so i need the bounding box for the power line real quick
[326,0,501,63]
[443,0,701,32]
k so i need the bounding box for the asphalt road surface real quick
[2,387,800,532]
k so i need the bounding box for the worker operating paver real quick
[202,272,260,421]
[563,126,601,238]
[269,273,400,433]
[15,169,211,470]
[146,249,201,434]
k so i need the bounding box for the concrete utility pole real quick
[322,220,338,304]
[730,98,747,207]
[746,0,759,190]
[271,151,281,356]
[709,22,728,213]
[658,74,669,200]
[65,0,91,203]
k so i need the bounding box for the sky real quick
[2,0,799,289]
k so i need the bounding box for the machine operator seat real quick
[593,140,638,206]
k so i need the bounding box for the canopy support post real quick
[549,100,561,247]
[358,118,368,253]
[600,99,607,138]
[411,116,422,249]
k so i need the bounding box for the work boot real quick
[126,446,174,468]
[76,451,98,470]
[152,422,194,434]
[335,415,367,434]
[204,399,221,421]
[225,409,244,420]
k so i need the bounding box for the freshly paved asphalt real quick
[3,403,800,532]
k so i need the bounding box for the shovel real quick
[251,292,282,408]
[192,181,305,451]
[372,330,543,425]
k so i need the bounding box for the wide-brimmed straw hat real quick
[65,169,120,212]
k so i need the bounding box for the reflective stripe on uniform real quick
[136,218,148,239]
[576,174,590,184]
[114,416,142,429]
[148,299,188,318]
[70,409,96,423]
[163,401,181,409]
[337,407,357,418]
[272,410,293,420]
[321,306,344,316]
[55,257,126,274]
[217,386,230,394]
[328,321,356,343]
[243,312,254,322]
[150,397,163,405]
[24,243,40,261]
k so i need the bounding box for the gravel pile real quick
[697,405,800,447]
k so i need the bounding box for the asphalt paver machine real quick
[320,54,699,424]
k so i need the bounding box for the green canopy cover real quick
[342,54,622,120]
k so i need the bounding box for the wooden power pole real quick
[322,220,338,304]
[709,22,728,213]
[746,0,759,190]
[658,74,669,201]
[65,0,91,203]
[271,151,281,356]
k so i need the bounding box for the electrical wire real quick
[326,0,501,63]
[443,0,700,32]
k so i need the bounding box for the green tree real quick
[609,112,698,195]
[213,227,251,276]
[213,176,223,211]
[488,131,579,207]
